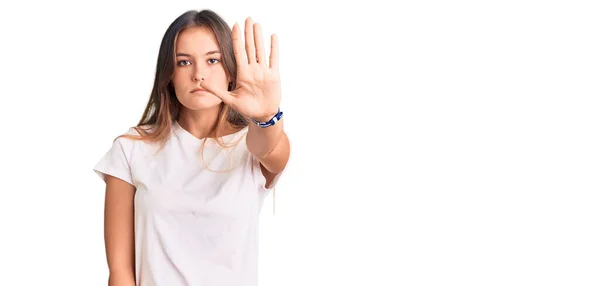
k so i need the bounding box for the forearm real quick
[105,239,135,284]
[108,271,136,286]
[246,119,284,158]
[246,118,289,174]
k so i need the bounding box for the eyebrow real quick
[176,51,221,57]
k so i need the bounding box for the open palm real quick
[201,17,281,122]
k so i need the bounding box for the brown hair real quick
[120,9,248,154]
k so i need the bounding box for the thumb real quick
[200,78,235,106]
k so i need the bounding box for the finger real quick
[199,78,236,106]
[232,23,246,66]
[244,17,256,64]
[269,33,279,71]
[254,22,266,66]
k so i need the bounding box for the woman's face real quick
[172,26,229,111]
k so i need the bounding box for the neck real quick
[177,104,223,139]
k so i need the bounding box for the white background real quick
[0,0,599,285]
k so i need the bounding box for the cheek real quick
[211,66,228,80]
[173,70,185,81]
[172,73,189,91]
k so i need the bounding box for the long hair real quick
[120,9,248,156]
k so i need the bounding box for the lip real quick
[191,88,205,93]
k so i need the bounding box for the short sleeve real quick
[250,154,287,193]
[93,137,134,186]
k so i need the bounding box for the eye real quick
[177,60,191,66]
[208,58,220,64]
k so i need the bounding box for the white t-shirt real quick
[93,121,281,286]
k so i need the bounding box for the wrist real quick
[250,107,283,128]
[251,109,283,128]
[252,108,279,122]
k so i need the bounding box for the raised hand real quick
[201,17,281,122]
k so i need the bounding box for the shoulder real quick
[113,124,155,142]
[109,124,160,154]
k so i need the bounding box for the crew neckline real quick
[173,120,247,143]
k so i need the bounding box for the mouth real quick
[191,88,205,93]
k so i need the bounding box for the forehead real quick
[175,26,219,54]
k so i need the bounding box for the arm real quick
[246,118,290,188]
[104,175,136,286]
[199,17,289,186]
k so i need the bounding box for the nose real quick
[193,66,205,83]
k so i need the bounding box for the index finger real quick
[232,22,247,66]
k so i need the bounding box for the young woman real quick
[94,9,290,286]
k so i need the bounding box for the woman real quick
[94,9,290,286]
